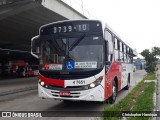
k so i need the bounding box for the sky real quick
[80,0,160,57]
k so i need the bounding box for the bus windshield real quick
[39,34,104,71]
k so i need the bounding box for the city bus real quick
[31,20,135,103]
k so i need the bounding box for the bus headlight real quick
[39,79,46,87]
[86,76,103,89]
[40,81,45,86]
[89,83,96,88]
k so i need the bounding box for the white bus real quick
[31,20,135,103]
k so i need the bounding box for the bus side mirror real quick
[31,36,41,59]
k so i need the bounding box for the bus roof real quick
[39,19,102,30]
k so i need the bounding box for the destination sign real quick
[40,21,102,35]
[53,24,89,34]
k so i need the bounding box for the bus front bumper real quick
[38,84,104,102]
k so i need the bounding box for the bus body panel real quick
[104,62,133,100]
[104,62,121,100]
[38,67,105,102]
[121,63,133,89]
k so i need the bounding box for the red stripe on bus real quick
[38,74,64,87]
[104,62,122,100]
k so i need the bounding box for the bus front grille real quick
[48,85,85,91]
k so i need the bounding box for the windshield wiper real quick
[68,34,86,51]
[52,37,65,54]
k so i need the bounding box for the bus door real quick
[104,30,114,99]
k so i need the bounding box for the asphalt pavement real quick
[0,69,159,120]
[0,77,38,96]
[0,70,146,120]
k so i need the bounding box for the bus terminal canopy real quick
[0,0,67,57]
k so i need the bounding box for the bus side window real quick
[122,43,124,52]
[117,39,120,50]
[123,44,126,53]
[113,38,119,61]
[104,30,113,62]
[127,47,130,54]
[124,53,127,63]
[114,50,120,62]
[119,41,122,52]
[127,55,131,63]
[105,41,108,61]
[114,38,118,49]
[120,52,124,62]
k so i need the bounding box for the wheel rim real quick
[112,85,116,100]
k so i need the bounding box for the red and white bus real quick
[25,65,39,77]
[31,20,135,103]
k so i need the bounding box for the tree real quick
[140,46,160,73]
[152,47,160,56]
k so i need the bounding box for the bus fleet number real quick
[73,80,85,85]
[53,24,88,33]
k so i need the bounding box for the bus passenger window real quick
[120,52,124,62]
[128,55,131,63]
[117,39,120,50]
[123,45,126,53]
[114,38,118,49]
[105,41,108,61]
[124,54,127,63]
[114,50,119,61]
[127,47,130,54]
[122,43,124,52]
[120,42,122,52]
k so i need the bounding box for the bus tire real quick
[124,74,130,90]
[109,81,117,104]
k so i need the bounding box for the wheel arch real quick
[128,73,130,82]
[114,76,118,92]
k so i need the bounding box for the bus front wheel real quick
[109,81,117,104]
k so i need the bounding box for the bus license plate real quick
[60,91,70,96]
